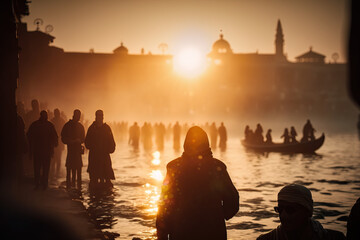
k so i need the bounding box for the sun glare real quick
[173,46,207,79]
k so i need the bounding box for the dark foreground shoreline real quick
[0,177,112,240]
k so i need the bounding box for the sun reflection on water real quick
[142,151,164,218]
[150,170,164,181]
[152,151,161,165]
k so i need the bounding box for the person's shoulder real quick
[47,120,55,126]
[103,123,112,130]
[256,229,277,240]
[166,157,182,169]
[75,121,84,128]
[28,120,37,129]
[211,158,227,170]
[87,122,96,129]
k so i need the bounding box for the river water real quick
[58,131,360,240]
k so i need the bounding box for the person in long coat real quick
[85,110,115,187]
[156,126,239,240]
[27,110,58,189]
[61,109,85,188]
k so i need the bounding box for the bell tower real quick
[275,19,284,57]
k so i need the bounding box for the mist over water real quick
[53,128,360,240]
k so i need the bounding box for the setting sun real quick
[173,46,207,79]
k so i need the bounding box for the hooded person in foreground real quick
[156,126,239,240]
[257,184,345,240]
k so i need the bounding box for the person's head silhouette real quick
[183,126,210,156]
[73,109,81,122]
[31,99,39,112]
[39,110,48,121]
[54,108,60,118]
[276,184,313,232]
[95,110,103,125]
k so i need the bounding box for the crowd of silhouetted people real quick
[13,98,360,240]
[124,121,228,152]
[16,99,229,191]
[244,120,316,144]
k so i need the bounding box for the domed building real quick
[208,33,233,57]
[113,42,128,55]
[210,32,233,55]
[208,21,287,65]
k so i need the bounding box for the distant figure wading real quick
[61,109,85,188]
[128,122,140,149]
[85,110,116,187]
[218,122,227,150]
[156,126,239,240]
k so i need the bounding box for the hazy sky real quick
[23,0,349,62]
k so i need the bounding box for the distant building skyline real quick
[23,0,349,63]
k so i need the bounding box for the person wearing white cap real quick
[257,184,345,240]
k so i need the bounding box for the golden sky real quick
[23,0,349,62]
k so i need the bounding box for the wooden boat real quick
[241,133,325,153]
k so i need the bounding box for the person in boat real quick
[156,126,239,240]
[290,126,298,143]
[244,125,250,141]
[248,129,256,143]
[347,197,360,240]
[257,184,346,240]
[265,129,273,144]
[281,128,290,144]
[302,120,316,142]
[255,123,264,143]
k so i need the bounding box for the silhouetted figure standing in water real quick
[347,198,360,240]
[128,122,140,149]
[85,110,116,188]
[255,123,264,143]
[155,122,166,151]
[281,128,290,144]
[50,108,66,177]
[290,126,298,143]
[257,184,345,240]
[265,129,273,144]
[61,109,85,188]
[209,122,218,149]
[141,122,153,151]
[27,111,58,190]
[302,120,316,142]
[156,126,239,240]
[218,122,227,150]
[173,121,181,150]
